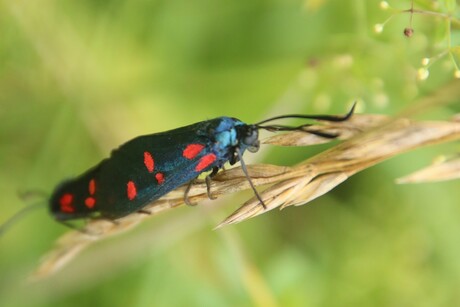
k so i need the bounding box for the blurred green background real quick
[1,0,460,306]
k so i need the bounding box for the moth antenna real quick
[236,147,266,210]
[0,202,45,237]
[255,102,356,126]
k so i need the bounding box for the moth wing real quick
[96,121,220,218]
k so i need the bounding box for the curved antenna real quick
[256,123,340,138]
[255,102,356,126]
[0,202,45,237]
[236,147,266,210]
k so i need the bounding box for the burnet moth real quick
[1,104,355,232]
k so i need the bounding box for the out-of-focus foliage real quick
[1,0,459,306]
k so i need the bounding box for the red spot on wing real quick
[127,181,137,200]
[195,153,217,172]
[59,193,75,213]
[183,144,205,160]
[144,152,155,173]
[85,197,96,208]
[89,179,96,195]
[155,172,165,185]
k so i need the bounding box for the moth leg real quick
[205,175,217,200]
[57,219,113,236]
[94,217,120,225]
[137,209,151,215]
[58,220,86,233]
[79,217,122,236]
[205,167,220,200]
[184,180,197,206]
[209,166,220,177]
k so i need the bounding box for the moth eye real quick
[242,127,259,148]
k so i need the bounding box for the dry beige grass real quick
[397,156,460,183]
[32,83,460,279]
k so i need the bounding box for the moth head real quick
[237,124,260,153]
